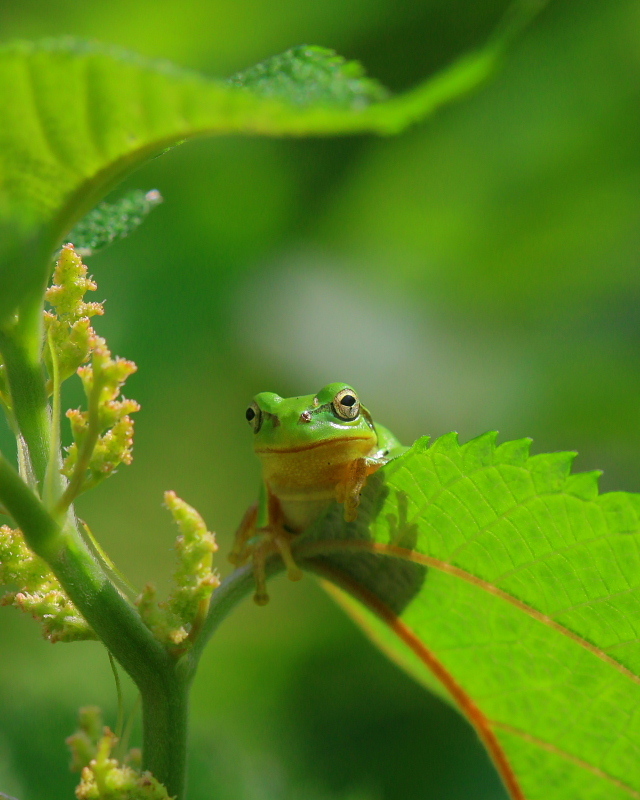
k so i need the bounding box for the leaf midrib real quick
[312,553,640,800]
[312,557,526,800]
[299,538,640,688]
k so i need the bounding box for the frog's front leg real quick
[335,457,386,522]
[252,488,303,604]
[230,483,303,605]
[228,503,258,566]
[252,532,303,605]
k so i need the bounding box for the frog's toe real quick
[287,564,303,582]
[254,589,270,605]
[274,533,304,583]
[252,545,270,605]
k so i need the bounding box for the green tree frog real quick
[229,383,406,604]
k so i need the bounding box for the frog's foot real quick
[251,527,303,605]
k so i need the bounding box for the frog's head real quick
[245,382,377,453]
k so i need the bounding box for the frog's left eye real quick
[332,388,360,420]
[246,402,262,432]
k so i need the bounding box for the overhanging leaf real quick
[0,0,549,324]
[67,189,163,256]
[296,433,640,800]
[228,45,388,107]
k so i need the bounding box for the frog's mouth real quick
[255,435,372,454]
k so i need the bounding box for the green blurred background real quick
[1,1,639,798]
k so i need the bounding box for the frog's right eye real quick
[246,402,262,432]
[332,387,360,420]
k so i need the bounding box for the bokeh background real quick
[0,0,638,798]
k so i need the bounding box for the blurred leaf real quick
[67,189,163,257]
[0,0,548,324]
[228,45,388,107]
[299,432,640,799]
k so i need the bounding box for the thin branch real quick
[55,369,103,515]
[0,451,170,688]
[43,327,62,508]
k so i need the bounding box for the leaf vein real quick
[493,721,640,798]
[299,539,640,687]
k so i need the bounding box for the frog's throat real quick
[255,435,372,454]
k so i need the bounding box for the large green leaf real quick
[0,0,548,324]
[296,433,640,800]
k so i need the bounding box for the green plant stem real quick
[141,670,191,798]
[186,560,284,676]
[0,451,196,796]
[56,367,104,514]
[0,325,50,489]
[0,307,194,797]
[0,452,167,675]
[43,327,62,508]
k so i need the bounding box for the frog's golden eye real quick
[245,402,262,432]
[332,388,360,420]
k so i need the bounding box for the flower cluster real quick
[0,244,141,637]
[67,707,170,800]
[0,524,94,642]
[136,492,219,648]
[61,336,140,504]
[44,243,104,389]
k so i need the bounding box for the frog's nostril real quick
[300,411,312,423]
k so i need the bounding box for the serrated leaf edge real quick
[297,432,640,690]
